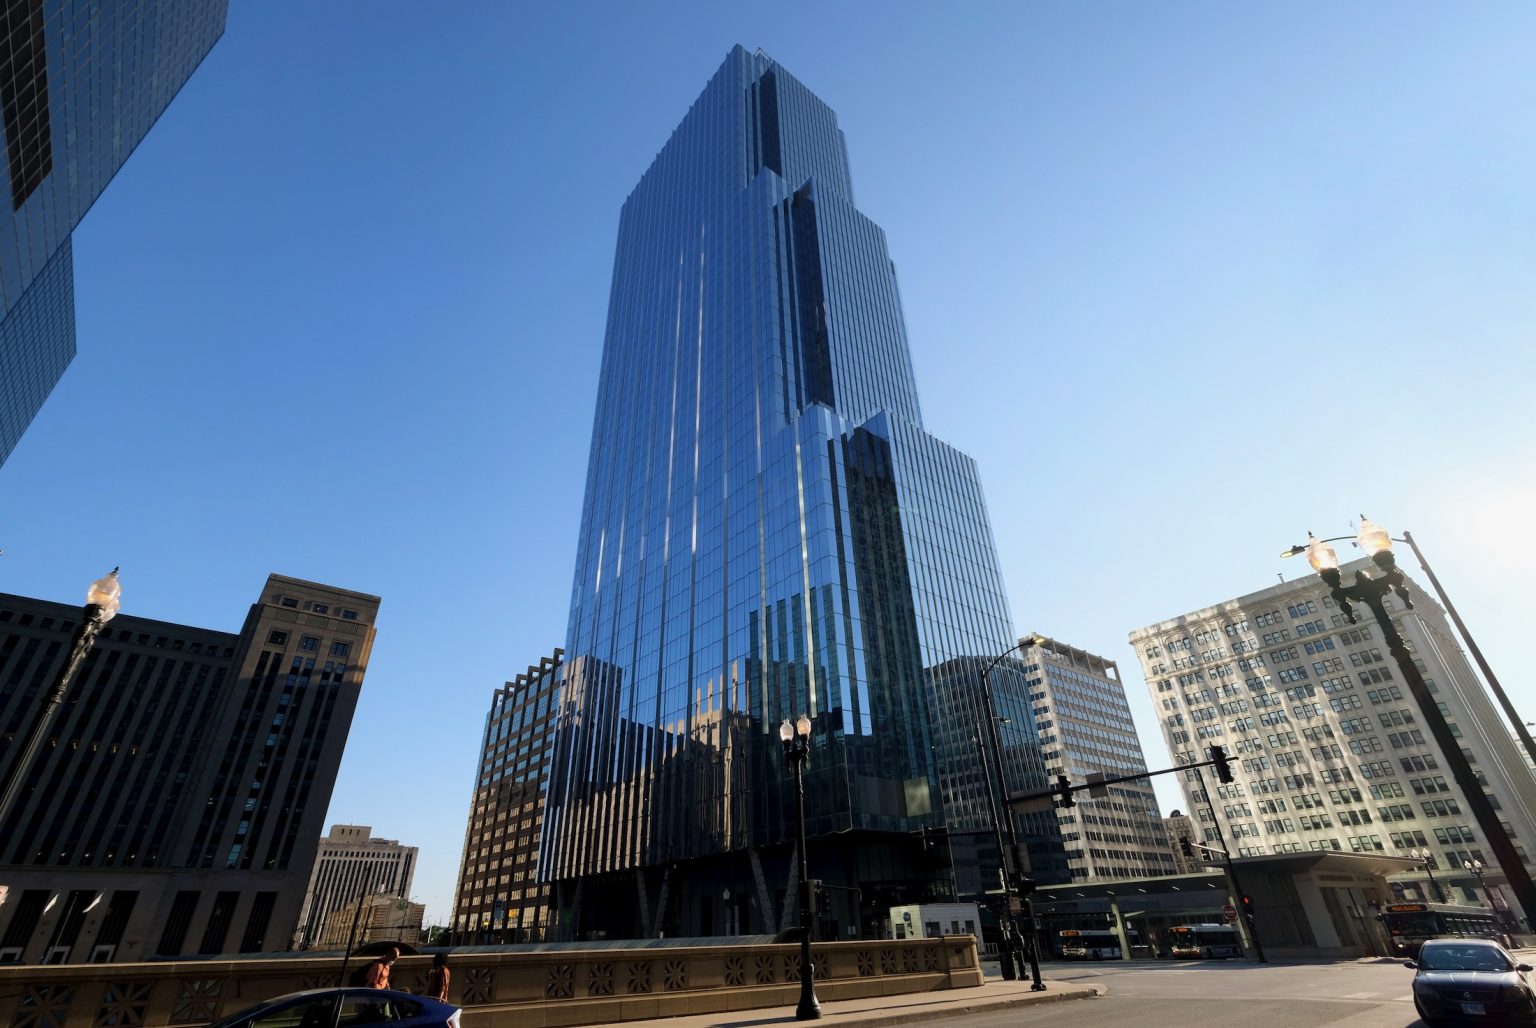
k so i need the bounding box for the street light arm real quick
[980,634,1045,680]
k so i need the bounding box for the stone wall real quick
[0,936,982,1027]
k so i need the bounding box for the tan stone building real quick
[1129,560,1536,926]
[0,575,378,962]
[317,893,424,950]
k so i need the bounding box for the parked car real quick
[206,988,461,1028]
[1405,938,1536,1026]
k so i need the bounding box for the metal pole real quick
[0,607,108,826]
[1346,579,1536,931]
[1192,767,1266,963]
[1423,860,1445,904]
[1402,531,1536,775]
[973,717,1016,981]
[980,659,1044,989]
[790,741,820,1021]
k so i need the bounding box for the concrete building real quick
[0,574,378,962]
[453,651,560,943]
[1129,560,1536,926]
[1163,811,1203,875]
[1025,635,1177,881]
[293,825,417,950]
[0,0,228,467]
[316,893,424,950]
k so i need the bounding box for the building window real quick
[312,603,329,615]
[267,630,288,646]
[279,596,299,608]
[341,609,358,621]
[300,636,320,652]
[330,641,350,658]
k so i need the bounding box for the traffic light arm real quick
[1009,747,1231,812]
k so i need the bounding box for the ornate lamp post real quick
[1291,519,1535,931]
[1464,860,1501,920]
[1415,849,1446,904]
[780,715,820,1021]
[0,569,121,826]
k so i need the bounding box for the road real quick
[945,957,1455,1028]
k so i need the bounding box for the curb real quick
[796,985,1103,1028]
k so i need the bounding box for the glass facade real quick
[0,0,227,466]
[542,46,1062,939]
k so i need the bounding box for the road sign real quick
[1222,904,1238,923]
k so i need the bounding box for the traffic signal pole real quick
[1191,765,1266,963]
[1013,745,1267,963]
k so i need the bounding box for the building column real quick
[1291,876,1342,951]
[1107,896,1131,960]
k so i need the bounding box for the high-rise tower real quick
[0,0,228,467]
[541,47,1062,939]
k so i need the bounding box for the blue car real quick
[206,988,461,1028]
[1406,939,1536,1026]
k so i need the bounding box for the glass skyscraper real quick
[542,46,1063,940]
[0,0,227,467]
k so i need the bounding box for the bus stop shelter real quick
[1033,852,1421,960]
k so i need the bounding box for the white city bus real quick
[1168,923,1241,959]
[1059,929,1137,960]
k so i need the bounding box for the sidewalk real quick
[585,979,1102,1028]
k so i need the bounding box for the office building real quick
[293,825,418,950]
[0,574,378,962]
[1130,560,1536,924]
[540,46,1061,941]
[316,893,424,950]
[1024,635,1177,880]
[0,0,227,467]
[453,650,561,943]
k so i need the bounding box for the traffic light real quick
[1240,893,1254,925]
[1179,836,1194,858]
[1054,774,1075,808]
[1209,744,1233,784]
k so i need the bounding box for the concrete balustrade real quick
[0,935,982,1028]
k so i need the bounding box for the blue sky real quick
[2,3,1533,924]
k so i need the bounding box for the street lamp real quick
[779,714,820,1021]
[977,636,1045,991]
[1464,860,1501,922]
[0,569,121,826]
[1415,849,1446,904]
[1283,523,1536,784]
[1287,519,1536,931]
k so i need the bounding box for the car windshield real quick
[1419,945,1512,972]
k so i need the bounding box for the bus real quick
[1167,924,1241,959]
[1379,903,1504,957]
[1058,929,1140,960]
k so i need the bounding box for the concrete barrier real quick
[0,936,983,1027]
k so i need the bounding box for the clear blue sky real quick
[2,3,1533,924]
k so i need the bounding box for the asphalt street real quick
[946,957,1462,1028]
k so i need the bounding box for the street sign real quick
[1008,897,1023,915]
[1085,771,1109,798]
[1222,904,1238,923]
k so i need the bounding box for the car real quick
[1405,938,1536,1026]
[205,988,461,1028]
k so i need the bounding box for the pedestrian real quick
[426,952,451,1002]
[362,946,400,990]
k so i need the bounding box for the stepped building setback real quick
[539,45,1063,940]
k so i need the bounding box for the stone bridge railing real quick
[0,936,982,1027]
